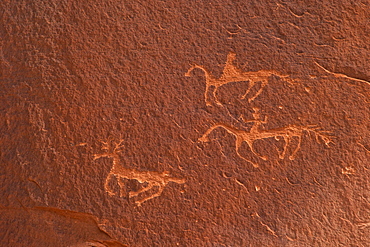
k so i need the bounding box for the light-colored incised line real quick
[315,61,370,86]
[94,140,185,206]
[185,52,296,106]
[357,222,370,229]
[358,142,370,153]
[199,109,332,168]
[259,220,278,237]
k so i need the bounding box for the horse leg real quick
[241,80,253,100]
[248,79,268,103]
[247,139,268,161]
[235,137,259,168]
[278,136,290,159]
[289,135,302,160]
[204,83,214,106]
[213,86,223,106]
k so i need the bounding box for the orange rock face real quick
[1,1,370,246]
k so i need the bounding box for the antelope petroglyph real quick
[185,52,296,106]
[199,108,332,168]
[93,140,185,206]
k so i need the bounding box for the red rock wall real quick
[1,1,370,246]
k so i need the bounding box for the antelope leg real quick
[117,177,127,198]
[135,183,164,207]
[129,182,154,198]
[104,173,117,196]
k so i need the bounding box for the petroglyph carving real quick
[358,222,370,229]
[199,108,332,168]
[185,52,296,106]
[315,61,370,86]
[94,140,185,206]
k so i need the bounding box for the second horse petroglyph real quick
[199,108,332,168]
[185,52,297,106]
[94,140,185,206]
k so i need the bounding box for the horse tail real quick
[305,125,333,146]
[185,65,210,77]
[198,124,220,142]
[199,123,241,143]
[215,124,241,136]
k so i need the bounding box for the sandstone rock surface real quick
[1,1,370,246]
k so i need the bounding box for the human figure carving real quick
[185,52,296,106]
[199,109,332,167]
[94,140,185,206]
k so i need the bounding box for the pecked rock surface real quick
[1,1,370,246]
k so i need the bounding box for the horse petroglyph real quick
[94,140,185,206]
[185,52,297,106]
[199,108,332,168]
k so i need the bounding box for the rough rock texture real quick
[1,1,370,246]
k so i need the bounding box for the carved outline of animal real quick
[199,119,332,168]
[185,52,296,106]
[93,140,185,206]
